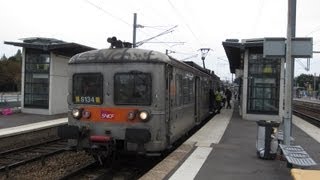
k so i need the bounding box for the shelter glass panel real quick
[247,50,280,114]
[24,49,50,108]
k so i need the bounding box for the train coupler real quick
[89,135,115,165]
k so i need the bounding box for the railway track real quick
[59,161,105,180]
[0,139,67,173]
[293,100,320,128]
[59,154,162,180]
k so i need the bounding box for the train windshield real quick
[114,72,151,105]
[72,73,103,104]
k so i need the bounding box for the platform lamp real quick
[199,48,212,69]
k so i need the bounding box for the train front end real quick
[58,48,169,162]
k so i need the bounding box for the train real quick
[58,40,221,163]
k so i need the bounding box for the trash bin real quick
[256,120,280,160]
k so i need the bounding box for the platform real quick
[0,112,67,129]
[141,101,320,180]
[0,112,67,138]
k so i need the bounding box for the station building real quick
[5,37,95,115]
[223,38,312,121]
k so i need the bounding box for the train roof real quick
[69,48,171,64]
[183,61,211,74]
[69,48,215,77]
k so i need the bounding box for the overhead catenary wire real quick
[251,0,265,36]
[83,0,200,56]
[83,1,154,39]
[84,0,131,26]
[305,25,320,36]
[136,25,178,47]
[83,0,174,50]
[294,26,320,72]
[167,0,202,47]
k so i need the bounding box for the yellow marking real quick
[75,96,80,102]
[95,97,101,103]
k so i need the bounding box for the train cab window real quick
[72,73,103,104]
[114,72,152,105]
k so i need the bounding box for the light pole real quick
[199,48,211,69]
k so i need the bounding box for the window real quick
[182,74,193,104]
[24,49,50,108]
[247,49,281,114]
[175,74,183,106]
[114,72,151,105]
[73,73,103,104]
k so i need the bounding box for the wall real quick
[49,53,69,115]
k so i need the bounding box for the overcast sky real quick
[1,0,320,80]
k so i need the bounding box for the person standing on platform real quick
[225,88,232,109]
[221,90,226,108]
[215,89,222,113]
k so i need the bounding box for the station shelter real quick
[5,37,95,115]
[223,38,312,121]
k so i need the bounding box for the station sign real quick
[263,37,313,58]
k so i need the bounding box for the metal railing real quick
[0,92,21,108]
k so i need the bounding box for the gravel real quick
[0,151,94,180]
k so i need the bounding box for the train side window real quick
[114,72,152,105]
[175,74,183,106]
[182,76,193,104]
[72,73,103,104]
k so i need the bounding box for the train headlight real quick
[138,110,150,122]
[72,108,83,119]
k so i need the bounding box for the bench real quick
[279,144,317,168]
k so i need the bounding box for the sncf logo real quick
[101,110,115,119]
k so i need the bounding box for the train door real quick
[165,65,173,145]
[195,76,200,124]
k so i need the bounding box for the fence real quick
[0,92,21,109]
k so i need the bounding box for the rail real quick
[292,101,320,128]
[0,139,67,174]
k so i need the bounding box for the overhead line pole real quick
[283,0,296,145]
[133,13,137,48]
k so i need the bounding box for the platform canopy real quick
[222,37,312,73]
[4,37,95,57]
[222,40,243,74]
[222,39,266,74]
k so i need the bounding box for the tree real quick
[294,74,314,90]
[0,54,7,61]
[0,50,22,92]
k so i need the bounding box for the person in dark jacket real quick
[225,88,232,109]
[215,89,222,113]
